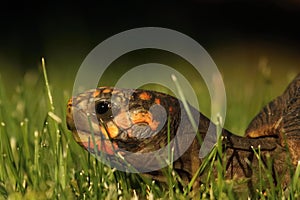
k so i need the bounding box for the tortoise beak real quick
[66,99,101,141]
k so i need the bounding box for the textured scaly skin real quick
[67,73,299,190]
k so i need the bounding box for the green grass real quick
[0,58,299,199]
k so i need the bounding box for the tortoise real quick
[66,73,299,192]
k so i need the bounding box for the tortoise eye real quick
[96,101,110,114]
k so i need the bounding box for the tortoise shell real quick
[246,73,300,165]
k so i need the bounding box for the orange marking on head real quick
[99,122,119,139]
[100,126,109,138]
[155,98,161,104]
[67,98,72,106]
[102,88,112,94]
[131,112,160,131]
[139,92,151,100]
[169,106,173,112]
[93,90,101,97]
[131,112,152,124]
[106,122,119,138]
[81,140,119,155]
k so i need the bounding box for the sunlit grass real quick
[0,57,299,199]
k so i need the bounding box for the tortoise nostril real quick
[67,106,72,114]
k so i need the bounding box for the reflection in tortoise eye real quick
[96,101,110,114]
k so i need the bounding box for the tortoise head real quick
[66,87,181,155]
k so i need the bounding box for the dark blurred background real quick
[0,0,299,85]
[0,0,299,134]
